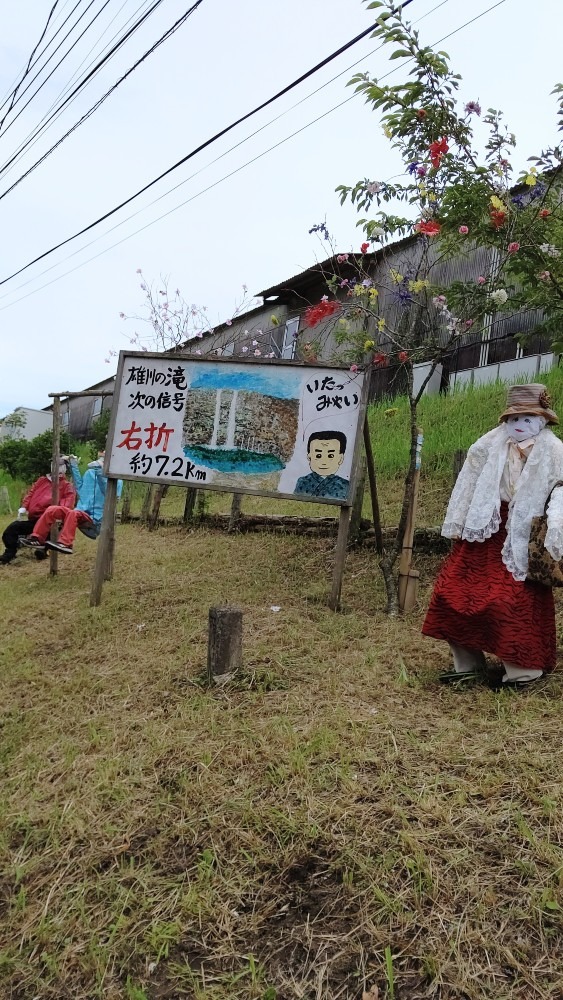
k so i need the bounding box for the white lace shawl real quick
[442,425,563,580]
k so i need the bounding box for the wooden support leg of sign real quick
[183,488,198,524]
[120,482,132,523]
[104,503,117,582]
[363,417,383,555]
[90,478,118,607]
[329,506,352,611]
[349,459,367,545]
[140,484,153,524]
[148,484,169,531]
[49,395,62,578]
[228,493,243,532]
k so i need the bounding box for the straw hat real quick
[498,383,558,425]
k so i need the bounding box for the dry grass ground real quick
[0,514,562,1000]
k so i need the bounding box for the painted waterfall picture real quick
[106,352,366,505]
[182,367,300,482]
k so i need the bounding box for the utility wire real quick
[0,0,168,159]
[0,0,417,289]
[0,1,82,109]
[0,0,156,181]
[0,0,508,310]
[0,0,205,202]
[0,0,62,125]
[0,0,451,196]
[0,0,75,105]
[0,1,109,135]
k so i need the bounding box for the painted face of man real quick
[505,414,545,441]
[308,439,344,477]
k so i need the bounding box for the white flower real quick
[366,181,381,195]
[370,225,385,239]
[252,339,258,346]
[490,289,508,306]
[540,244,561,259]
[254,349,262,356]
[242,346,248,353]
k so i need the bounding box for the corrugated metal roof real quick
[257,235,417,299]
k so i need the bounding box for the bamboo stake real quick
[398,428,423,613]
[363,418,383,554]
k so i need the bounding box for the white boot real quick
[450,643,486,674]
[502,661,543,685]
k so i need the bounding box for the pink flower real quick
[350,364,359,373]
[477,276,486,285]
[254,349,262,356]
[458,225,469,235]
[226,319,233,326]
[337,254,349,263]
[538,270,551,282]
[465,319,474,327]
[360,242,370,253]
[417,166,427,177]
[507,242,520,254]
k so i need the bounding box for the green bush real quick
[0,429,79,482]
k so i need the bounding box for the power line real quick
[0,1,110,135]
[0,0,418,290]
[0,1,85,110]
[0,0,206,203]
[0,0,63,124]
[0,0,169,164]
[0,0,507,311]
[0,0,157,181]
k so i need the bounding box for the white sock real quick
[502,662,543,684]
[449,643,486,674]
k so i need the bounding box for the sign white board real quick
[105,353,367,506]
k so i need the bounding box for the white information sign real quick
[105,352,367,505]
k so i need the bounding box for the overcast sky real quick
[0,0,561,416]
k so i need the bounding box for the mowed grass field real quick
[2,374,563,999]
[1,500,562,999]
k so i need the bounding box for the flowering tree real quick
[106,270,298,364]
[304,0,563,613]
[106,271,267,363]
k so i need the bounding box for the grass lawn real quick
[0,510,562,1000]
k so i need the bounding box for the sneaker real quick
[45,541,73,554]
[20,537,46,551]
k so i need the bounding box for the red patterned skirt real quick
[422,503,556,671]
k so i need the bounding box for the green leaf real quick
[390,49,410,59]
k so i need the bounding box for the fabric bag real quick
[527,480,563,586]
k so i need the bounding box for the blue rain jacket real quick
[70,460,122,537]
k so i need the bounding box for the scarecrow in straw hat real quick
[423,383,563,687]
